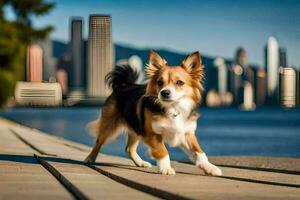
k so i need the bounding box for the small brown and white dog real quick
[84,50,222,176]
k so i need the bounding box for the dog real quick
[84,50,222,176]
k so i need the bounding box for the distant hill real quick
[53,40,224,65]
[52,40,234,90]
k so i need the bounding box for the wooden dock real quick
[0,117,299,200]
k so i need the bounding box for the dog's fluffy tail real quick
[86,119,100,137]
[105,65,139,91]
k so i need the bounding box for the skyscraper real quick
[214,57,228,94]
[256,68,267,106]
[265,36,279,97]
[279,47,287,67]
[87,14,113,97]
[235,47,248,69]
[26,43,43,82]
[279,67,296,108]
[297,68,300,106]
[70,17,84,93]
[37,38,57,82]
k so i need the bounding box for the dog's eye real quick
[176,80,184,86]
[157,80,164,86]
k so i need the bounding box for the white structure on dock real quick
[15,82,62,106]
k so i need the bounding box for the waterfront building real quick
[279,47,287,67]
[241,81,256,111]
[26,43,43,82]
[15,81,62,106]
[37,38,57,82]
[116,55,145,84]
[256,68,267,106]
[87,14,113,97]
[265,36,279,97]
[70,17,84,94]
[279,67,297,108]
[214,57,228,94]
[230,64,243,104]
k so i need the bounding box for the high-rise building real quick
[235,47,248,69]
[241,81,255,110]
[116,55,145,84]
[265,36,279,97]
[297,68,300,106]
[214,57,228,94]
[26,44,43,82]
[229,64,243,104]
[256,68,267,106]
[279,47,287,67]
[70,17,84,93]
[87,14,113,97]
[37,38,57,82]
[279,67,297,108]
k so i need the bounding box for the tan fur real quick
[185,133,203,153]
[84,98,125,163]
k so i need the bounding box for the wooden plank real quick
[92,162,300,200]
[0,126,37,155]
[36,155,158,200]
[209,156,300,174]
[0,156,73,200]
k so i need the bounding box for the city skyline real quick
[4,0,299,67]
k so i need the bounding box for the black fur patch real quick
[107,65,165,135]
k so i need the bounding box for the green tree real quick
[0,0,55,106]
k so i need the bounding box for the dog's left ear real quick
[181,51,204,80]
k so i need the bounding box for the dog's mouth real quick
[159,96,175,102]
[161,98,173,102]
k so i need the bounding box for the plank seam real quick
[10,128,56,156]
[34,154,90,200]
[217,164,300,176]
[86,163,194,200]
[179,161,300,175]
[218,175,300,188]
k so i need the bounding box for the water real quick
[1,107,300,162]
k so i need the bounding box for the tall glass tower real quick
[265,36,279,97]
[87,14,113,97]
[70,17,84,93]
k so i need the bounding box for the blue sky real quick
[5,0,300,67]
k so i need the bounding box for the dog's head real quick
[145,50,204,105]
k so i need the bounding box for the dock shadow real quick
[0,153,205,176]
[0,154,38,164]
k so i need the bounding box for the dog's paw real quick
[136,161,152,168]
[83,155,94,164]
[159,167,176,175]
[200,163,222,176]
[157,155,175,175]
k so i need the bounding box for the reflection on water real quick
[1,107,300,161]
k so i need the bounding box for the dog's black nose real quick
[160,89,171,98]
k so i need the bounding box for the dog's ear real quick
[181,51,204,80]
[146,50,165,78]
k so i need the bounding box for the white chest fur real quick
[151,98,197,147]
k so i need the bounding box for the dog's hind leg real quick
[84,99,124,164]
[125,132,152,168]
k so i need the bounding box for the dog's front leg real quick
[181,133,222,176]
[143,134,175,175]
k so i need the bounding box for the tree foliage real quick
[0,0,55,106]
